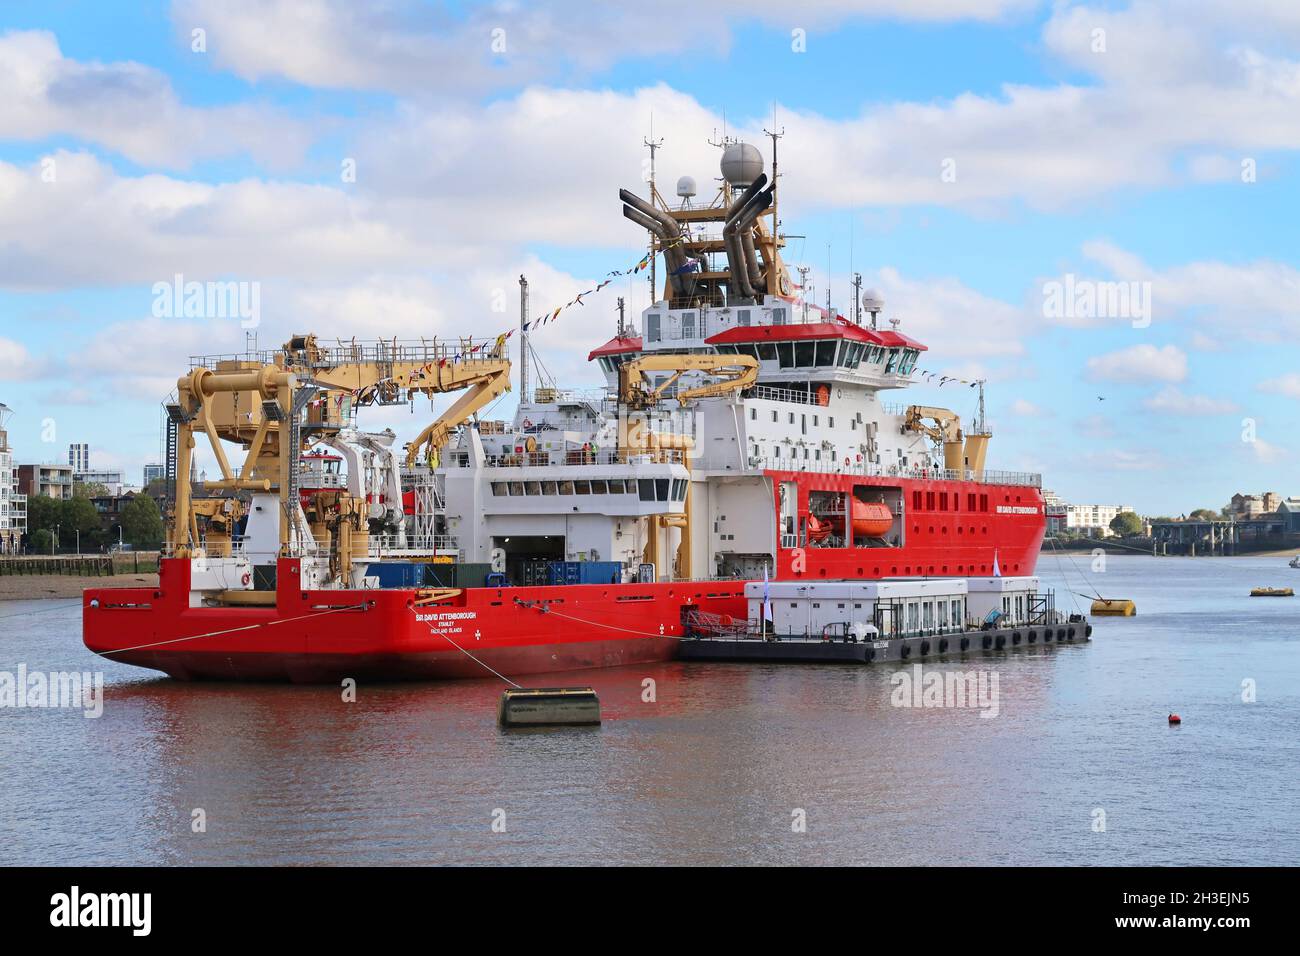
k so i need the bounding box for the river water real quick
[1,554,1297,865]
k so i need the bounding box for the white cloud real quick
[0,337,39,381]
[1086,344,1187,383]
[1259,373,1300,398]
[1009,398,1044,416]
[0,30,311,169]
[1142,385,1239,415]
[1247,438,1287,464]
[171,0,1032,95]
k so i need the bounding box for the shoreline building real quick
[68,442,89,474]
[0,404,25,554]
[1063,502,1133,537]
[18,462,74,500]
[1228,491,1281,517]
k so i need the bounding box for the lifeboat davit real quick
[808,500,894,542]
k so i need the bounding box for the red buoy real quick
[1168,713,1181,724]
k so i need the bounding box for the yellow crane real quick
[617,353,759,410]
[903,404,991,475]
[615,352,759,581]
[167,333,511,559]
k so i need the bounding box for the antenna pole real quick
[643,126,664,304]
[617,296,626,337]
[518,274,530,404]
[852,272,862,325]
[763,115,784,297]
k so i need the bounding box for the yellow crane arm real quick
[404,361,512,466]
[904,405,962,443]
[619,354,759,408]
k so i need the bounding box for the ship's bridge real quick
[587,303,924,392]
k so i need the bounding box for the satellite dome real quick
[720,142,764,187]
[862,288,885,312]
[676,175,697,198]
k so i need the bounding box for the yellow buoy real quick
[1091,598,1136,616]
[1250,587,1293,597]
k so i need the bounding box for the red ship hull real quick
[82,474,1043,683]
[82,557,748,682]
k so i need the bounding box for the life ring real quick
[815,384,830,406]
[241,571,251,587]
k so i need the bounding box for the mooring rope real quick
[0,598,82,621]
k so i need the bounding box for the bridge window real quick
[656,478,670,501]
[646,313,661,342]
[492,482,507,496]
[607,479,624,494]
[884,349,899,373]
[757,343,778,362]
[638,479,654,501]
[777,342,795,368]
[815,340,837,366]
[795,341,816,367]
[574,481,591,494]
[590,480,608,495]
[542,481,557,495]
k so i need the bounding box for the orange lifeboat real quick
[850,500,894,538]
[810,501,894,541]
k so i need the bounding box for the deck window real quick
[638,479,654,501]
[646,313,661,342]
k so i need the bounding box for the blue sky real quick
[0,0,1297,514]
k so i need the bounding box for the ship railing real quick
[448,449,688,469]
[745,385,820,406]
[368,534,460,556]
[189,337,510,371]
[750,457,1041,487]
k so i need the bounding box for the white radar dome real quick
[720,142,764,187]
[676,175,697,198]
[862,289,885,312]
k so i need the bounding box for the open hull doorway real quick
[494,534,565,586]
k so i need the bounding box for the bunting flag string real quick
[914,369,980,387]
[520,233,693,332]
[333,236,696,406]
